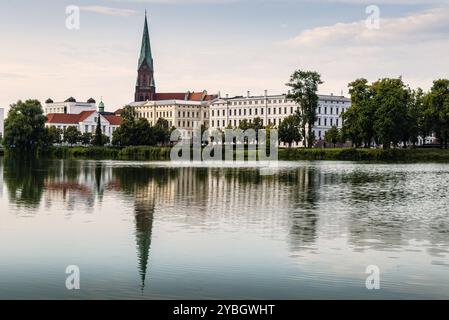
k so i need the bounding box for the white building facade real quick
[45,111,122,139]
[209,92,351,145]
[131,91,218,137]
[44,97,97,115]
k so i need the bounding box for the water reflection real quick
[2,158,449,298]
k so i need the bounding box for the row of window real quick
[211,106,300,118]
[177,120,207,128]
[137,111,208,119]
[138,111,173,119]
[318,107,346,115]
[316,118,341,127]
[46,108,67,114]
[215,99,349,107]
[211,117,287,128]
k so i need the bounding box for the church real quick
[129,13,218,134]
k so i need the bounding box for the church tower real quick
[135,12,156,102]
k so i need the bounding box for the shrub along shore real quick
[2,146,448,162]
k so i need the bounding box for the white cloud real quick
[279,5,449,94]
[285,6,449,47]
[79,6,137,17]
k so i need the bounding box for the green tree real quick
[153,118,171,145]
[324,125,341,146]
[348,78,375,147]
[407,88,424,147]
[238,119,251,131]
[112,106,152,147]
[93,115,104,146]
[372,78,410,149]
[426,79,449,148]
[3,100,49,153]
[46,126,63,144]
[63,126,82,146]
[80,132,93,146]
[287,70,323,148]
[278,115,302,147]
[342,106,363,147]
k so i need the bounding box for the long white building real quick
[209,91,351,144]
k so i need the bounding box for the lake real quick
[0,157,449,299]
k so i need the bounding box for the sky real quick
[0,0,448,112]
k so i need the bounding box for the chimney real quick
[247,91,250,98]
[226,94,229,99]
[264,90,268,97]
[331,93,334,96]
[218,91,221,98]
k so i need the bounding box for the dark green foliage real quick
[2,100,49,154]
[278,115,302,147]
[287,70,323,148]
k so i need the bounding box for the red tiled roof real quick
[46,111,95,124]
[46,111,122,126]
[103,115,122,126]
[154,92,218,101]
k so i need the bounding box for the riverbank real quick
[279,147,449,162]
[50,146,172,160]
[2,146,449,162]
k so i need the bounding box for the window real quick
[330,108,333,115]
[330,118,333,126]
[336,108,339,115]
[268,108,271,115]
[244,109,246,116]
[261,108,264,115]
[336,119,339,126]
[273,108,276,115]
[324,118,327,126]
[318,118,321,126]
[324,107,327,114]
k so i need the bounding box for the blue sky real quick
[0,0,447,111]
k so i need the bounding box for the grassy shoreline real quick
[278,148,449,162]
[3,146,449,162]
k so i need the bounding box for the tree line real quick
[341,78,449,149]
[276,72,449,149]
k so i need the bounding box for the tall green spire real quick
[138,11,153,70]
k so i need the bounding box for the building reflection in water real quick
[3,158,449,291]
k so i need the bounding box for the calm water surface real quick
[1,157,449,299]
